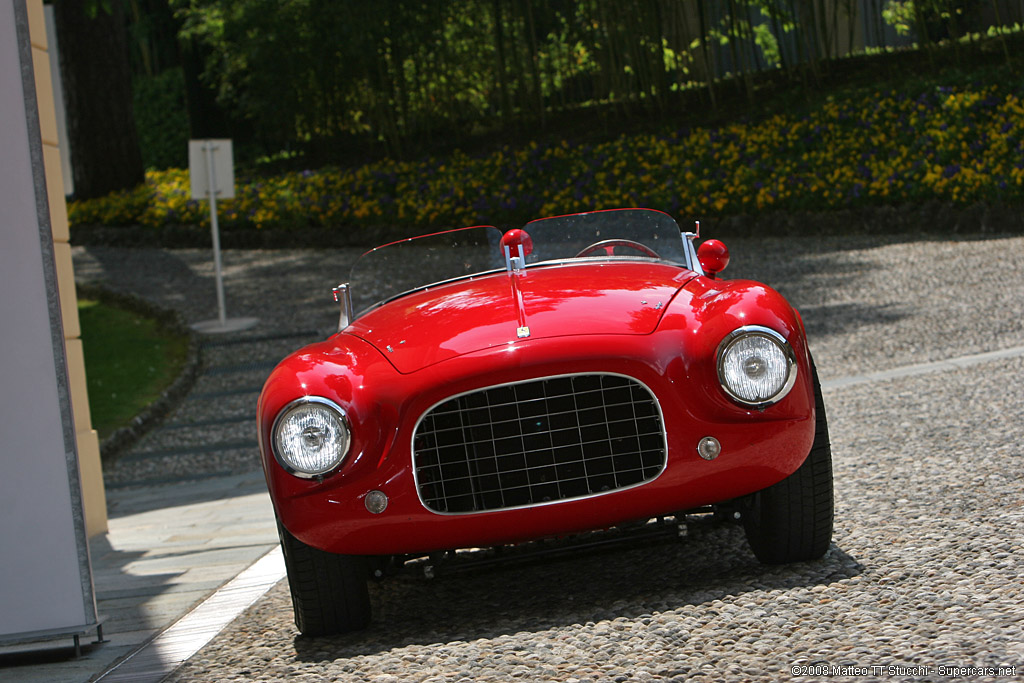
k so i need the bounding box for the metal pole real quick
[203,141,227,326]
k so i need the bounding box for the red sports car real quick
[258,208,833,636]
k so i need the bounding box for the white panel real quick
[0,0,94,638]
[189,138,235,199]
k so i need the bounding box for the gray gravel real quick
[164,358,1024,683]
[73,247,361,338]
[73,231,1024,681]
[73,234,1024,383]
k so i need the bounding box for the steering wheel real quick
[575,239,661,259]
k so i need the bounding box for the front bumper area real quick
[261,329,815,557]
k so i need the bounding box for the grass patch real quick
[79,297,189,440]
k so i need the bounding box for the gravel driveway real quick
[74,232,1024,682]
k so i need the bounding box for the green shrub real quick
[133,67,189,170]
[77,71,1024,234]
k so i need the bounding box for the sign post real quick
[188,139,257,333]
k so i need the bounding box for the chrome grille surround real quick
[412,373,667,515]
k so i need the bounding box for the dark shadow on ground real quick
[103,470,268,518]
[796,302,909,339]
[292,519,863,660]
[76,245,357,335]
[0,640,104,667]
[0,539,171,671]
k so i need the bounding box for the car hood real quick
[345,261,696,373]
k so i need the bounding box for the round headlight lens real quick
[717,327,796,407]
[272,398,350,477]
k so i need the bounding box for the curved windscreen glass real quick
[349,226,504,316]
[522,209,687,265]
[348,209,688,317]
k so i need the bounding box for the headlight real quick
[271,397,351,477]
[716,326,797,407]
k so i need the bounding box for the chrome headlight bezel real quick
[716,326,798,408]
[271,396,351,478]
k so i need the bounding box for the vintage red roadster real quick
[258,208,834,635]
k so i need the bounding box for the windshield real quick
[522,208,687,264]
[348,209,691,317]
[349,225,504,315]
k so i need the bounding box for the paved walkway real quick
[0,246,350,682]
[0,470,279,683]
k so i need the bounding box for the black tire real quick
[741,361,834,564]
[277,520,372,636]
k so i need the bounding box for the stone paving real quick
[0,471,277,683]
[2,232,1023,682]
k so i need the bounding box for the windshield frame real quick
[338,209,703,329]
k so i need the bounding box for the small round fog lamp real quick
[364,490,389,514]
[697,436,721,461]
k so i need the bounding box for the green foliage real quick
[883,0,984,43]
[884,0,918,35]
[69,65,1024,233]
[84,0,115,20]
[133,67,189,170]
[169,0,825,156]
[751,22,781,66]
[146,0,1024,163]
[79,298,188,439]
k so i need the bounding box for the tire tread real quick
[277,520,371,636]
[742,360,834,564]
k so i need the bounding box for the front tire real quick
[277,520,371,636]
[741,361,834,564]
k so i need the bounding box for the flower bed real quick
[69,82,1024,236]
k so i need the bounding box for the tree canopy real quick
[165,0,1019,162]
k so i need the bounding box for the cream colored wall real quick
[26,0,107,536]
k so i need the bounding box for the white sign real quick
[189,139,235,199]
[186,139,256,333]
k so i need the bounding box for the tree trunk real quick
[522,0,545,127]
[695,0,718,110]
[53,0,144,199]
[845,0,857,57]
[646,0,669,115]
[492,0,513,126]
[990,0,1012,66]
[726,0,754,103]
[790,0,821,87]
[179,36,230,139]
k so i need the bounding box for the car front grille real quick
[413,374,666,514]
